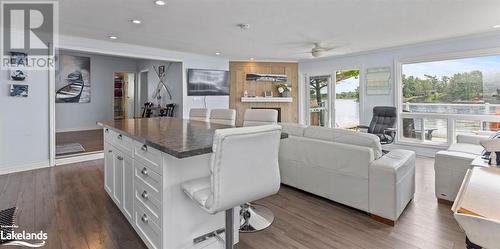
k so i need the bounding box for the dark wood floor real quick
[0,157,466,249]
[56,129,103,157]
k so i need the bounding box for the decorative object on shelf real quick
[366,67,391,95]
[276,83,291,97]
[243,90,248,97]
[9,52,28,66]
[9,69,27,81]
[264,91,273,98]
[246,73,287,82]
[56,55,91,103]
[9,84,28,97]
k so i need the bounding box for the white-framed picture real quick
[366,67,391,95]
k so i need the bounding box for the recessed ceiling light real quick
[154,0,166,6]
[493,24,500,28]
[215,52,221,55]
[108,35,118,40]
[131,19,142,24]
[250,58,255,60]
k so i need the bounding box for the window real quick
[399,53,500,145]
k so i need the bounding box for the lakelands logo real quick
[1,225,47,248]
[0,1,58,70]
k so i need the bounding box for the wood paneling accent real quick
[229,62,299,126]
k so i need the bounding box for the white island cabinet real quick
[99,118,239,249]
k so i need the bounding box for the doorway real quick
[334,69,360,128]
[113,72,136,119]
[307,75,332,127]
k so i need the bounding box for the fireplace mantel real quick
[241,97,293,103]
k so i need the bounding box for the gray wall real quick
[136,60,183,117]
[0,69,49,167]
[56,51,138,131]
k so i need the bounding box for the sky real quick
[403,54,500,80]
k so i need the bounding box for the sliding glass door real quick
[308,75,332,127]
[335,69,360,129]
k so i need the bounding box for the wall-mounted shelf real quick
[241,97,293,103]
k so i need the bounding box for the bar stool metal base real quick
[239,203,275,233]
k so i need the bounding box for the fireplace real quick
[251,107,281,122]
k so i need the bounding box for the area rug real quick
[0,207,16,244]
[56,143,86,155]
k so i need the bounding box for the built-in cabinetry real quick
[104,128,163,249]
[102,126,236,249]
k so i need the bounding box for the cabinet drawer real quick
[114,133,134,154]
[103,128,114,143]
[135,162,161,192]
[135,178,161,218]
[134,142,162,175]
[135,202,161,249]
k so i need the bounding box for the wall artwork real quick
[9,52,28,66]
[9,84,28,97]
[9,69,27,81]
[56,55,91,103]
[366,67,391,95]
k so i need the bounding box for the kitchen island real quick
[97,117,241,249]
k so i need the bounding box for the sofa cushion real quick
[303,126,383,159]
[279,123,306,137]
[448,143,484,156]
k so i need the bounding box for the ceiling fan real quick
[310,43,336,58]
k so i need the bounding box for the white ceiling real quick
[58,0,500,61]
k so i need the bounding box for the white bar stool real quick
[189,108,209,122]
[181,125,282,248]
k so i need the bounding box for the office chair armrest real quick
[357,125,370,132]
[383,128,396,144]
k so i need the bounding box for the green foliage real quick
[402,71,484,103]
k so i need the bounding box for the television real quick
[187,69,230,96]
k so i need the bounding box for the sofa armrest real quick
[369,149,416,222]
[456,134,490,145]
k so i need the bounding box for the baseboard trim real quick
[370,214,395,226]
[56,127,101,133]
[55,152,104,166]
[0,160,51,175]
[437,198,454,206]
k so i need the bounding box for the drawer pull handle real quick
[117,156,123,160]
[141,214,148,223]
[141,190,149,199]
[108,150,112,153]
[141,167,148,176]
[117,134,122,140]
[105,129,109,133]
[141,144,148,151]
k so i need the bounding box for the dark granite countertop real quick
[98,117,287,159]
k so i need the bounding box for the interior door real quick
[307,75,332,127]
[127,73,135,118]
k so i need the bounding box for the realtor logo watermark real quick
[1,224,47,248]
[1,1,58,70]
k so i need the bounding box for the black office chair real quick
[358,106,397,144]
[142,102,154,118]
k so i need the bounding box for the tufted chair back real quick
[368,106,397,134]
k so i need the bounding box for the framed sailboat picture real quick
[56,55,91,103]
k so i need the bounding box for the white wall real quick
[299,31,500,125]
[136,60,183,117]
[56,51,138,131]
[0,70,49,170]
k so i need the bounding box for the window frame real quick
[394,48,500,147]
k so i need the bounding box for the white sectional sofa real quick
[434,132,494,203]
[279,123,416,224]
